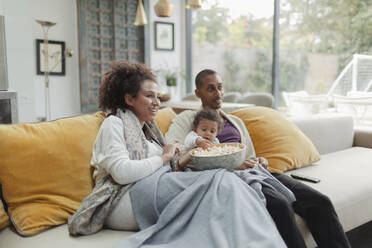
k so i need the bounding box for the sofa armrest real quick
[354,127,372,149]
[290,114,354,155]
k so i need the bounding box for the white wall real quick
[3,0,79,122]
[149,0,186,101]
[0,0,4,15]
[31,0,80,121]
[3,0,36,122]
[2,0,184,123]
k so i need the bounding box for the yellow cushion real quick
[0,112,105,236]
[0,199,9,230]
[154,107,177,135]
[231,107,320,172]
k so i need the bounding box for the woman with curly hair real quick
[68,61,287,248]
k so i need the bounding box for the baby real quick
[178,109,265,171]
[184,109,223,150]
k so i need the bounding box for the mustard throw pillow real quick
[154,107,177,135]
[0,199,9,230]
[231,107,320,172]
[0,112,105,236]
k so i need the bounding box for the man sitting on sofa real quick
[165,69,351,248]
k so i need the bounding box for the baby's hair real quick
[193,109,223,133]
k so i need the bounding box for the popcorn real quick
[191,144,242,157]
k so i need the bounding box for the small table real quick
[161,100,254,114]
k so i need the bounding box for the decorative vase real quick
[154,0,174,17]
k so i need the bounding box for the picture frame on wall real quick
[154,22,174,51]
[36,39,65,76]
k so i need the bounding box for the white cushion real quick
[291,114,354,155]
[286,147,372,247]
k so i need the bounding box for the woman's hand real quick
[196,137,212,150]
[161,142,180,164]
[176,153,192,171]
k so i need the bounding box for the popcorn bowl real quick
[189,143,246,171]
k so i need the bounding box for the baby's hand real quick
[196,137,212,150]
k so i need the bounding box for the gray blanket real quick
[233,164,296,206]
[113,166,287,248]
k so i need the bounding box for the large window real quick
[189,0,372,109]
[279,0,372,97]
[191,0,274,94]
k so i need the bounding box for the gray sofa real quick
[1,114,372,248]
[287,114,372,247]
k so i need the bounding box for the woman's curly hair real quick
[99,60,156,114]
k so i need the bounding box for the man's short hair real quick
[195,69,217,89]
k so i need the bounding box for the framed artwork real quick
[36,39,65,76]
[154,22,174,51]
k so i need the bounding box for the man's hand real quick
[257,157,268,169]
[234,157,268,170]
[234,159,258,170]
[196,137,212,150]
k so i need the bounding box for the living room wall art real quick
[36,39,66,76]
[154,21,174,51]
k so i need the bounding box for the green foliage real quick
[228,15,272,48]
[222,50,242,91]
[166,75,177,87]
[192,1,230,44]
[246,51,271,92]
[281,0,372,67]
[156,68,185,87]
[192,0,372,94]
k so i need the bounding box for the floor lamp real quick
[36,20,56,121]
[36,20,73,121]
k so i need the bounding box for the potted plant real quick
[156,67,185,101]
[166,73,178,87]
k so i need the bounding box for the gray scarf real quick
[68,109,166,236]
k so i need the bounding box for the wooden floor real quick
[346,221,372,248]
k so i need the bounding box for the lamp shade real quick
[185,0,201,9]
[134,0,147,26]
[36,20,56,27]
[154,0,174,17]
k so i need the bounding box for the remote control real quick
[290,173,321,183]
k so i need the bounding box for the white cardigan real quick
[90,115,165,231]
[165,109,256,159]
[90,115,164,185]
